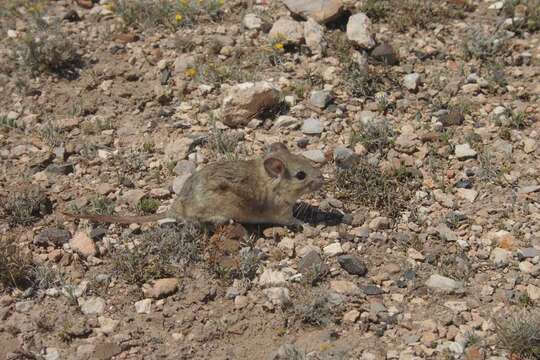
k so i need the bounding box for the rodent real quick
[63,142,324,226]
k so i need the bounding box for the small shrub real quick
[351,120,394,154]
[333,160,421,219]
[206,128,245,160]
[495,309,540,359]
[293,288,339,326]
[462,27,506,61]
[238,247,261,281]
[31,264,63,290]
[477,149,503,181]
[2,187,52,225]
[112,222,204,284]
[0,240,34,290]
[39,120,65,148]
[12,17,81,78]
[73,196,114,216]
[138,197,161,214]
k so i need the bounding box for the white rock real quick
[302,149,326,163]
[527,284,540,300]
[323,242,344,256]
[444,301,468,312]
[79,297,106,315]
[97,316,119,335]
[454,143,477,160]
[165,137,193,160]
[135,299,152,314]
[425,274,463,291]
[301,117,324,134]
[523,138,537,153]
[243,13,262,30]
[269,17,304,44]
[403,73,421,91]
[456,188,478,202]
[221,81,281,127]
[490,247,511,267]
[346,13,375,49]
[282,0,344,24]
[44,348,60,360]
[263,287,291,306]
[259,269,287,287]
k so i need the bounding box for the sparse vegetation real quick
[2,186,52,225]
[334,160,421,219]
[113,0,224,30]
[361,0,471,32]
[292,288,339,326]
[11,16,81,78]
[495,309,540,359]
[462,27,507,61]
[138,197,161,214]
[0,240,34,290]
[206,128,245,160]
[112,222,204,284]
[350,120,394,154]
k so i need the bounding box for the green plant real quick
[31,264,62,290]
[206,128,245,160]
[113,0,224,31]
[2,186,52,225]
[351,120,394,154]
[12,17,81,78]
[138,197,160,214]
[333,160,421,220]
[39,120,64,148]
[495,309,540,359]
[293,288,338,326]
[462,27,506,61]
[112,222,204,284]
[0,240,34,289]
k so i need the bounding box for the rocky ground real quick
[1,0,540,359]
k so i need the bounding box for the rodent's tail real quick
[62,211,169,224]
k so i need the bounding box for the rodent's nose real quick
[313,175,324,189]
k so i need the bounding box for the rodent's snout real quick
[311,174,324,190]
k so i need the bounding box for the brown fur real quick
[64,142,324,226]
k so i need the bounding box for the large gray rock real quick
[269,17,304,44]
[346,13,375,49]
[222,81,281,127]
[282,0,344,24]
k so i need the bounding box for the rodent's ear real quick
[268,142,289,153]
[264,157,286,178]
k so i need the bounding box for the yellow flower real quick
[180,0,189,5]
[175,13,183,22]
[218,0,225,5]
[103,3,114,11]
[185,67,197,78]
[273,42,284,50]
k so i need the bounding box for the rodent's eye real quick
[295,171,306,180]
